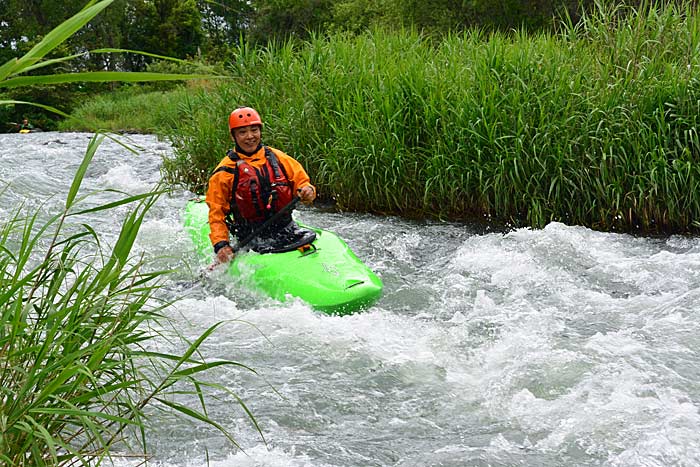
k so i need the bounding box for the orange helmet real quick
[228,107,263,131]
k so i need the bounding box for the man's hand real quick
[216,245,235,264]
[298,185,316,205]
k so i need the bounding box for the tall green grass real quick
[56,86,190,133]
[158,1,700,233]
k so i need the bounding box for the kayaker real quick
[17,118,34,132]
[205,106,317,264]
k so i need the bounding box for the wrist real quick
[213,241,230,253]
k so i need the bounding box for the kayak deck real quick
[183,199,383,314]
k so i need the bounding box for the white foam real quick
[110,444,325,467]
[96,164,153,193]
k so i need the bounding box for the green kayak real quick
[183,199,383,315]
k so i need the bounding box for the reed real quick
[147,2,700,232]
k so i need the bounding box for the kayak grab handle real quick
[298,243,317,256]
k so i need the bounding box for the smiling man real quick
[205,107,317,264]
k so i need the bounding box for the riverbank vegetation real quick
[5,0,700,233]
[12,2,700,234]
[56,85,193,133]
[149,1,700,233]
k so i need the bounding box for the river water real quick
[2,132,700,467]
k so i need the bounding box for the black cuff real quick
[213,241,230,253]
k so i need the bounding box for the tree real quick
[0,0,132,70]
[328,0,567,34]
[197,0,253,59]
[249,0,334,44]
[122,0,203,69]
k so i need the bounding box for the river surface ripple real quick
[2,132,700,467]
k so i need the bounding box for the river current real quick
[1,132,699,466]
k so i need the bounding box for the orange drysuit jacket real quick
[205,146,316,248]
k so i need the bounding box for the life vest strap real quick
[216,147,295,240]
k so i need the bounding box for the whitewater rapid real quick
[2,132,699,467]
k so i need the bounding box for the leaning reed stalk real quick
[156,2,700,233]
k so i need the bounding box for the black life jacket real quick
[212,147,295,239]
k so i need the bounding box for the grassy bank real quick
[75,2,700,233]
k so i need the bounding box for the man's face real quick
[232,125,261,153]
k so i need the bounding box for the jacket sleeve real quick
[205,167,234,248]
[273,148,316,197]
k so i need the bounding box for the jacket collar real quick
[234,143,263,157]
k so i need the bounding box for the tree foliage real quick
[0,0,208,72]
[249,0,334,43]
[198,0,253,60]
[120,0,204,69]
